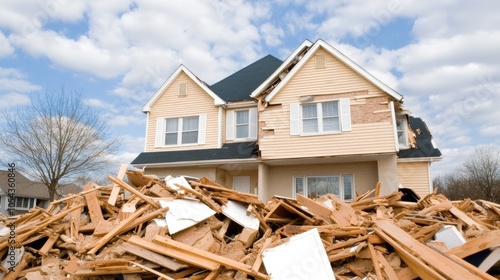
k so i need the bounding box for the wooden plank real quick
[83,182,104,224]
[107,176,159,209]
[126,235,219,271]
[367,242,383,280]
[129,261,175,280]
[376,250,399,280]
[86,205,150,254]
[375,220,483,280]
[3,252,35,280]
[108,163,128,206]
[445,229,500,258]
[121,242,187,272]
[153,235,270,280]
[69,196,84,240]
[38,232,60,256]
[448,205,488,230]
[296,193,334,224]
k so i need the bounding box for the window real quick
[155,114,206,147]
[290,98,351,135]
[226,108,257,141]
[293,175,354,201]
[235,110,249,138]
[15,197,36,210]
[396,117,408,148]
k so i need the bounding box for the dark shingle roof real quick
[398,116,442,158]
[0,170,49,199]
[210,55,283,102]
[131,142,258,165]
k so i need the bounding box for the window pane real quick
[29,199,34,208]
[302,104,317,118]
[23,198,29,208]
[236,110,249,125]
[182,131,198,144]
[343,175,353,200]
[165,133,177,145]
[16,198,22,208]
[303,119,318,133]
[166,119,178,132]
[307,176,339,198]
[236,124,249,138]
[183,117,199,131]
[294,177,304,196]
[322,102,338,117]
[323,117,340,131]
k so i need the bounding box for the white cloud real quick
[0,92,30,108]
[0,31,13,57]
[84,98,107,108]
[0,67,41,93]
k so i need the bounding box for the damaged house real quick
[131,39,441,201]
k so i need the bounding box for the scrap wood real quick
[374,219,485,280]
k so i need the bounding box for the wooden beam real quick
[107,176,159,209]
[153,235,270,279]
[121,242,187,272]
[445,229,500,258]
[83,182,104,224]
[108,163,128,206]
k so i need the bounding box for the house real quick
[131,39,442,201]
[0,170,81,216]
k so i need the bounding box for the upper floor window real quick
[293,174,354,201]
[227,108,257,141]
[155,114,206,147]
[290,98,351,136]
[396,117,408,148]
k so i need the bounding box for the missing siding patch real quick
[315,55,326,69]
[178,83,187,97]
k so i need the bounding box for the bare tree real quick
[0,89,119,201]
[437,144,500,203]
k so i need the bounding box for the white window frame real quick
[290,98,351,136]
[396,117,408,149]
[15,197,36,210]
[155,114,206,147]
[226,108,257,141]
[293,174,354,201]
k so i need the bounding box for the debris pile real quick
[1,166,500,279]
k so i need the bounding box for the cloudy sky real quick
[0,0,499,177]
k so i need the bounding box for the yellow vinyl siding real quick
[397,161,430,197]
[146,72,219,152]
[259,47,396,159]
[265,161,378,201]
[145,166,217,181]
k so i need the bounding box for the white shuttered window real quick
[155,114,206,147]
[290,98,351,135]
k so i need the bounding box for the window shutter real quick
[290,103,300,135]
[226,110,235,140]
[249,107,258,139]
[198,114,207,144]
[340,98,352,131]
[155,118,164,147]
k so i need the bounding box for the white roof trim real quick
[250,39,314,98]
[142,65,225,112]
[397,156,443,163]
[264,39,404,103]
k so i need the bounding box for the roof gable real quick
[259,39,403,103]
[210,55,283,102]
[143,65,225,112]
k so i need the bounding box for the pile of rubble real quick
[1,165,499,279]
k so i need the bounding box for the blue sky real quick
[1,0,499,178]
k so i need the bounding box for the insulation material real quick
[262,228,335,280]
[159,198,216,234]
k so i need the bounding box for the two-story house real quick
[131,39,441,201]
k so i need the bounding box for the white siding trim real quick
[198,113,207,144]
[339,98,352,132]
[226,110,235,140]
[249,107,258,139]
[390,101,399,152]
[144,112,150,151]
[290,103,300,135]
[155,117,164,147]
[218,106,222,148]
